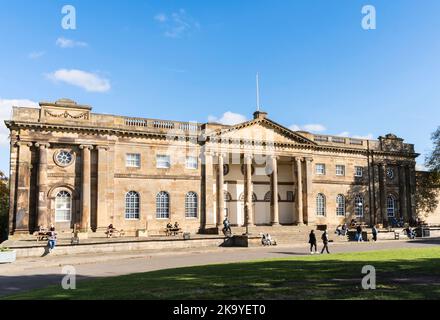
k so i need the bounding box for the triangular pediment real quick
[211,118,316,145]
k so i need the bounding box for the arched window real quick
[387,195,397,217]
[55,191,72,222]
[185,192,198,218]
[264,191,280,202]
[156,191,170,219]
[239,192,257,202]
[336,194,345,216]
[224,191,232,202]
[316,194,326,216]
[125,191,140,219]
[354,195,364,217]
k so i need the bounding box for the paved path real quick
[1,238,439,297]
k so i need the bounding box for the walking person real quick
[47,226,57,253]
[321,230,330,254]
[372,225,378,242]
[308,230,318,254]
[356,225,363,242]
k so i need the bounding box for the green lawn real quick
[5,247,440,300]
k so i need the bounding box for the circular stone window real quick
[386,167,394,179]
[54,150,74,167]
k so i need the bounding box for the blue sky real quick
[1,0,440,174]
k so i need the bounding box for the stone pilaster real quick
[398,164,408,220]
[14,141,33,233]
[8,137,18,234]
[295,157,304,225]
[304,157,313,225]
[216,153,225,227]
[201,150,215,229]
[96,145,109,230]
[35,142,50,228]
[270,155,279,225]
[244,154,254,227]
[79,144,93,232]
[379,163,387,224]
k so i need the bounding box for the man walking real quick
[321,230,330,254]
[372,225,378,242]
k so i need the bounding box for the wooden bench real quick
[106,229,125,238]
[33,230,50,242]
[166,227,182,236]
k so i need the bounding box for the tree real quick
[0,170,8,242]
[416,127,440,217]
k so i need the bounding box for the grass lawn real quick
[5,247,440,300]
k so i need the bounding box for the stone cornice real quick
[6,120,419,159]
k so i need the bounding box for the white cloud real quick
[46,69,111,93]
[289,124,327,133]
[208,112,247,125]
[154,9,200,38]
[28,51,45,59]
[416,163,428,172]
[154,13,167,23]
[336,131,374,140]
[0,98,38,146]
[56,37,88,48]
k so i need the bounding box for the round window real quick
[55,150,74,167]
[386,167,394,179]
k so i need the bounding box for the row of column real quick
[213,153,312,227]
[13,142,108,232]
[373,162,414,224]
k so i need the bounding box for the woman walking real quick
[308,230,318,254]
[321,230,330,254]
[47,226,57,253]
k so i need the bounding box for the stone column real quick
[295,157,304,225]
[270,155,279,225]
[96,146,109,231]
[202,150,215,229]
[406,164,416,220]
[8,137,19,234]
[216,153,225,228]
[79,145,93,232]
[14,142,33,233]
[35,142,50,228]
[398,164,408,220]
[373,164,381,225]
[304,158,313,225]
[379,163,387,224]
[244,154,254,226]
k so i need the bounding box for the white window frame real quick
[355,166,363,177]
[316,193,326,216]
[126,153,141,168]
[55,191,72,222]
[387,195,396,217]
[156,191,170,219]
[316,164,326,175]
[336,165,345,176]
[336,194,346,216]
[156,154,171,169]
[125,191,140,220]
[185,156,198,170]
[354,195,364,217]
[185,192,198,218]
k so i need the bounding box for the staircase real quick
[229,225,348,245]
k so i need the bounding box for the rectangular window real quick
[355,166,363,177]
[336,165,345,176]
[126,153,141,168]
[156,154,171,168]
[316,164,326,175]
[287,191,295,202]
[186,156,198,169]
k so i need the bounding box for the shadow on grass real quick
[4,248,440,300]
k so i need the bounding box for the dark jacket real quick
[356,226,362,233]
[321,232,329,243]
[309,232,317,244]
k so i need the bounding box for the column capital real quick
[95,145,109,151]
[294,156,304,163]
[79,144,94,150]
[15,141,33,148]
[35,142,50,149]
[304,157,313,163]
[244,153,253,162]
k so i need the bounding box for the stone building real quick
[5,99,420,237]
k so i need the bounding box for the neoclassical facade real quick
[5,99,419,236]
